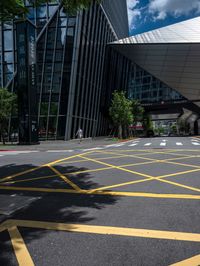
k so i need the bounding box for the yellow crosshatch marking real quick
[1,149,200,265]
[170,254,200,266]
[0,149,200,199]
[8,226,34,266]
[0,219,200,266]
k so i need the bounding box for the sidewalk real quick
[0,137,128,151]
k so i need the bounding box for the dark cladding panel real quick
[102,0,129,39]
[16,21,38,144]
[27,22,38,143]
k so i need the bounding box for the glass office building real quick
[128,63,185,104]
[2,1,198,141]
[0,0,129,141]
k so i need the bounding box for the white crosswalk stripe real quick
[191,138,200,142]
[176,142,183,146]
[192,142,200,145]
[129,143,138,146]
[82,147,104,151]
[160,142,166,146]
[0,151,39,156]
[144,143,151,146]
[46,150,74,152]
[105,143,125,148]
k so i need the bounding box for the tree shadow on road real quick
[0,163,118,265]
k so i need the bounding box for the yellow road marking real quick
[170,254,200,266]
[93,170,200,194]
[103,149,200,152]
[154,151,199,158]
[2,156,196,186]
[163,160,200,169]
[95,150,155,162]
[0,151,93,183]
[3,153,197,194]
[1,174,58,184]
[8,226,34,266]
[158,168,200,179]
[0,166,44,184]
[44,151,93,167]
[58,153,158,164]
[0,168,114,185]
[91,177,154,191]
[97,150,198,166]
[4,219,200,242]
[1,149,200,195]
[2,153,200,187]
[0,220,11,233]
[79,154,200,193]
[0,185,200,199]
[79,155,154,179]
[157,178,200,193]
[0,161,157,185]
[47,165,81,191]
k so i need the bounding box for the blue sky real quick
[127,0,200,35]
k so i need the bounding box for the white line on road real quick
[144,143,152,146]
[0,151,39,156]
[191,138,200,142]
[129,143,138,147]
[82,147,104,151]
[192,142,200,146]
[46,150,74,153]
[176,142,183,146]
[105,143,125,148]
[114,143,126,147]
[160,142,166,146]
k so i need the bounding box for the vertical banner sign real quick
[16,20,38,144]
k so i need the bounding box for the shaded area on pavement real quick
[0,163,118,265]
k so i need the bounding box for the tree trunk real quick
[2,134,5,145]
[0,123,6,145]
[118,124,122,139]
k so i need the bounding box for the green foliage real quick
[0,88,17,144]
[131,100,144,124]
[178,119,190,135]
[0,0,101,20]
[143,114,153,131]
[154,126,164,136]
[62,0,101,15]
[131,99,144,136]
[0,0,28,20]
[109,91,133,138]
[170,124,177,134]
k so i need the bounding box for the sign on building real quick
[16,20,38,144]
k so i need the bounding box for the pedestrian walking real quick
[76,128,83,143]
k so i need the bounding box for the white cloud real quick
[127,0,141,30]
[149,0,200,21]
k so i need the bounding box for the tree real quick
[109,91,133,139]
[0,88,17,144]
[177,119,190,136]
[131,99,144,136]
[0,0,101,20]
[143,113,153,137]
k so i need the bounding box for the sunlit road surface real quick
[0,137,200,266]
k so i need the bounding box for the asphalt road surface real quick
[0,136,200,266]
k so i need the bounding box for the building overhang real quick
[110,17,200,110]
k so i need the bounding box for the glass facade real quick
[128,63,185,104]
[0,0,129,141]
[0,21,15,87]
[36,5,76,140]
[68,4,117,139]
